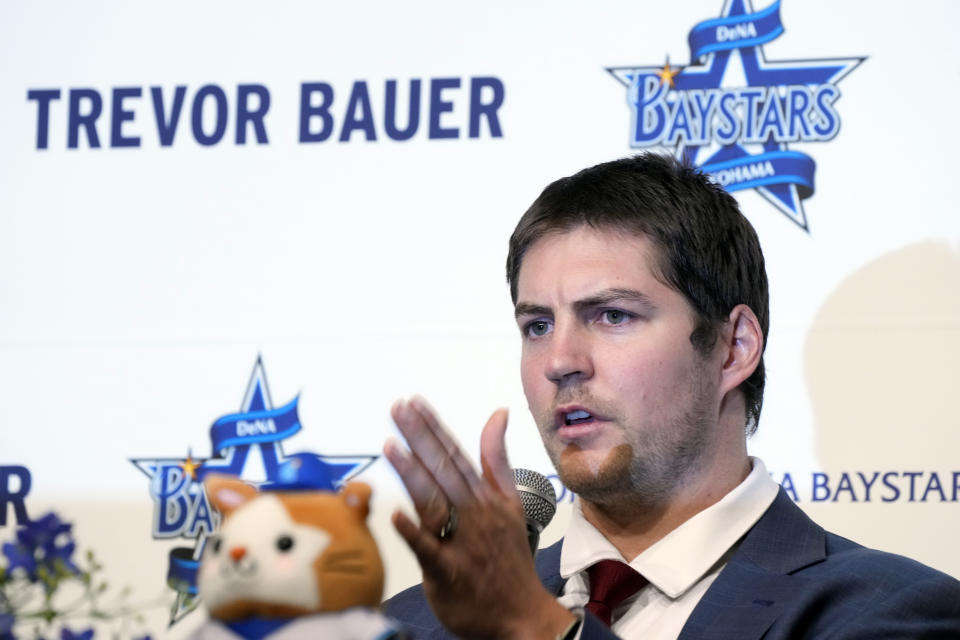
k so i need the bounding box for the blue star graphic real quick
[196,357,374,487]
[130,356,377,624]
[608,0,864,230]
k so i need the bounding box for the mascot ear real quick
[204,474,259,517]
[340,481,372,522]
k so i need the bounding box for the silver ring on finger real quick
[438,504,458,541]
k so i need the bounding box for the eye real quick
[209,536,222,555]
[525,320,552,338]
[276,535,294,552]
[600,310,630,325]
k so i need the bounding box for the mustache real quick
[538,389,622,427]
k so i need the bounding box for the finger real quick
[391,509,446,577]
[479,408,515,496]
[408,396,485,497]
[383,437,450,531]
[392,399,474,504]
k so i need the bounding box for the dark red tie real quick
[585,560,648,627]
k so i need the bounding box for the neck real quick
[581,434,751,561]
[581,464,749,560]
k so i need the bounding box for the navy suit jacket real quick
[383,490,960,638]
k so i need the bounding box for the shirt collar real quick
[560,457,779,598]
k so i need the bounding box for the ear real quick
[719,304,764,395]
[340,481,372,522]
[204,474,259,517]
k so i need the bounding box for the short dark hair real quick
[506,153,769,435]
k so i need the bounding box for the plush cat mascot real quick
[190,466,407,640]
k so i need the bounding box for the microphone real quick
[513,468,557,556]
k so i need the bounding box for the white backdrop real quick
[2,1,958,637]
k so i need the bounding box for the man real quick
[381,154,960,639]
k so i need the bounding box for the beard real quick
[536,387,713,511]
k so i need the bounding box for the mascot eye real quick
[276,535,294,552]
[209,536,222,555]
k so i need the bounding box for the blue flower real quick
[1,540,35,578]
[60,628,93,640]
[2,513,79,582]
[0,612,16,640]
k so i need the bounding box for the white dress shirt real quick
[557,457,780,639]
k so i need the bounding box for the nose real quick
[544,322,593,386]
[229,546,247,562]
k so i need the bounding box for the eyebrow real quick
[575,288,656,311]
[514,302,552,319]
[514,288,656,319]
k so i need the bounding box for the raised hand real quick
[384,397,575,640]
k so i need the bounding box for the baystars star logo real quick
[608,0,864,230]
[130,356,377,624]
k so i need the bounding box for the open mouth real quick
[564,409,594,426]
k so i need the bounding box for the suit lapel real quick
[535,540,568,595]
[679,489,827,640]
[539,492,825,639]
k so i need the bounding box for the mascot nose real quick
[229,546,247,562]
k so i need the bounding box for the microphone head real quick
[513,468,557,532]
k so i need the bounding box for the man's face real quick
[515,226,722,507]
